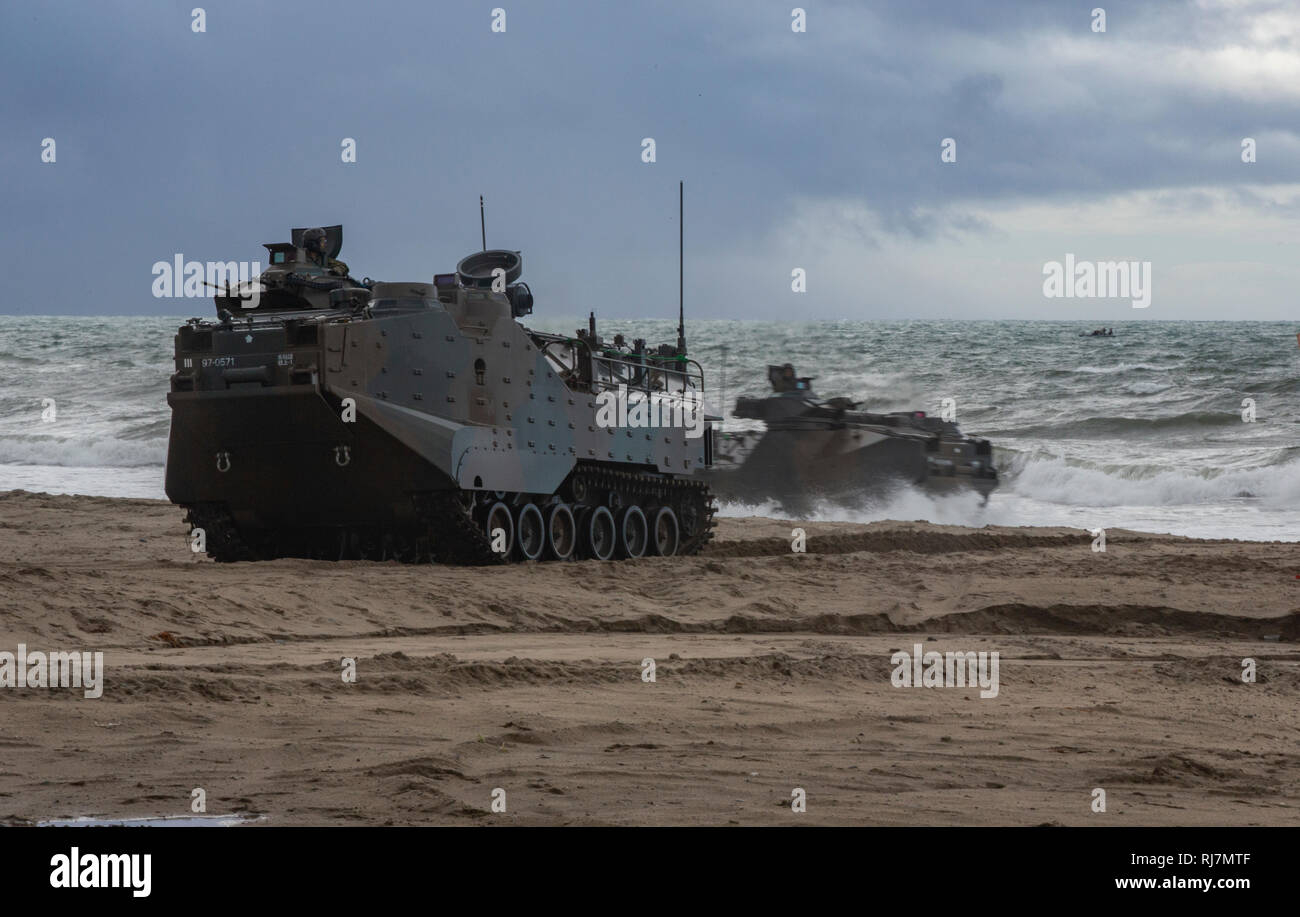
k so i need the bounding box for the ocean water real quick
[1,316,1297,542]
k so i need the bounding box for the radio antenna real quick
[720,343,728,420]
[677,180,686,355]
[479,195,487,251]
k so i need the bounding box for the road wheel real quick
[652,506,679,556]
[484,501,514,559]
[584,506,616,561]
[545,503,576,560]
[515,503,545,561]
[618,505,648,558]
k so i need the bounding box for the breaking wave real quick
[0,435,165,468]
[1005,411,1245,439]
[1006,454,1300,508]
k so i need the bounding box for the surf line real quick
[890,643,999,698]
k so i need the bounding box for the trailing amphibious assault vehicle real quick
[165,222,717,564]
[703,364,998,512]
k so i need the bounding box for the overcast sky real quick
[3,0,1299,319]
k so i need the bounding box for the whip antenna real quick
[678,180,686,355]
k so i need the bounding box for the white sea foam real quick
[1008,454,1300,508]
[0,435,165,468]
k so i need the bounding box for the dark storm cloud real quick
[1,0,1296,316]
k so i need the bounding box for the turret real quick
[213,224,370,316]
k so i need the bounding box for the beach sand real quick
[0,489,1297,825]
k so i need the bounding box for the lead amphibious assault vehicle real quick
[165,225,717,564]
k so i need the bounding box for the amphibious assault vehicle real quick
[704,364,998,512]
[165,224,717,563]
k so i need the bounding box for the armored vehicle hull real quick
[166,229,716,563]
[703,365,998,512]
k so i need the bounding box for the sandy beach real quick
[0,489,1296,826]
